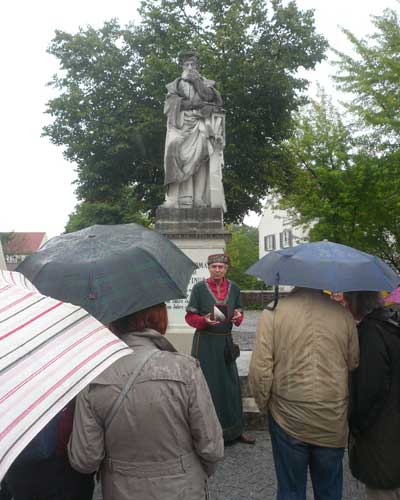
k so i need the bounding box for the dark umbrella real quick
[246,240,399,293]
[17,223,197,324]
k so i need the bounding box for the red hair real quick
[109,303,168,336]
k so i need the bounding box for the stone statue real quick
[162,51,226,211]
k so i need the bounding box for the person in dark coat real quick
[4,401,94,500]
[0,482,12,500]
[344,291,400,500]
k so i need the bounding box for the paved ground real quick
[93,431,365,499]
[233,309,260,350]
[208,432,364,500]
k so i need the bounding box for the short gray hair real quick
[343,291,383,320]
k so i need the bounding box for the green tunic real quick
[187,279,243,442]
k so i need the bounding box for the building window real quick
[264,234,276,251]
[280,229,293,248]
[5,254,25,264]
[5,255,18,263]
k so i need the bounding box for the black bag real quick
[224,334,240,363]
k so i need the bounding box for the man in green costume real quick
[185,253,255,444]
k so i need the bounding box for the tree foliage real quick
[279,89,400,271]
[65,187,151,232]
[43,0,327,229]
[334,8,400,147]
[0,232,15,245]
[226,225,260,289]
[332,8,400,270]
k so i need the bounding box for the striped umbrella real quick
[0,270,132,481]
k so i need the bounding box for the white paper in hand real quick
[213,305,227,322]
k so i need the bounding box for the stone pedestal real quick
[155,207,231,353]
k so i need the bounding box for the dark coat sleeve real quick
[349,319,391,434]
[186,282,202,314]
[233,283,242,311]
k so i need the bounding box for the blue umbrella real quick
[246,241,399,293]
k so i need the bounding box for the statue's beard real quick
[182,68,200,79]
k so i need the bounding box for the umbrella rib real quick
[0,345,132,470]
[0,297,47,324]
[0,324,106,404]
[0,341,123,442]
[0,309,89,372]
[138,248,193,296]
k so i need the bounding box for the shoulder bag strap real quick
[104,348,158,431]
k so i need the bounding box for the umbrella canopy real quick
[17,223,197,324]
[0,270,132,481]
[246,241,399,293]
[385,287,400,304]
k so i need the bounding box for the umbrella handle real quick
[265,285,279,311]
[265,273,280,311]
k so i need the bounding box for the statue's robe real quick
[163,76,223,188]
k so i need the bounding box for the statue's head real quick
[179,50,199,74]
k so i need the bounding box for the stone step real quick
[238,351,267,430]
[242,397,267,430]
[237,351,252,398]
[241,376,252,398]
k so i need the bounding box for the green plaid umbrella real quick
[17,224,197,324]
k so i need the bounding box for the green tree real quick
[0,232,15,245]
[226,225,260,289]
[334,8,400,147]
[279,91,400,271]
[43,0,327,229]
[333,7,400,269]
[65,187,151,232]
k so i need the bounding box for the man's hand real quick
[180,99,204,111]
[204,313,220,326]
[180,98,192,110]
[183,70,201,83]
[231,309,242,323]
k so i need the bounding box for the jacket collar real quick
[119,329,177,353]
[364,306,399,325]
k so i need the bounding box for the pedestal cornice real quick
[155,207,231,242]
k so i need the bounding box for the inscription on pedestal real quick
[167,259,209,314]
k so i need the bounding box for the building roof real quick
[0,241,6,270]
[2,232,47,255]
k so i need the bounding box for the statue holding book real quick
[162,50,226,211]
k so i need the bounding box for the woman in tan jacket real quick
[68,303,224,500]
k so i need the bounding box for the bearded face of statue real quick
[182,58,201,80]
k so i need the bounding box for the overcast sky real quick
[1,0,398,237]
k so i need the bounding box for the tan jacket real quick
[249,288,359,447]
[68,329,224,500]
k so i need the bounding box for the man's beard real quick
[182,68,201,79]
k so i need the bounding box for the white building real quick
[258,202,309,259]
